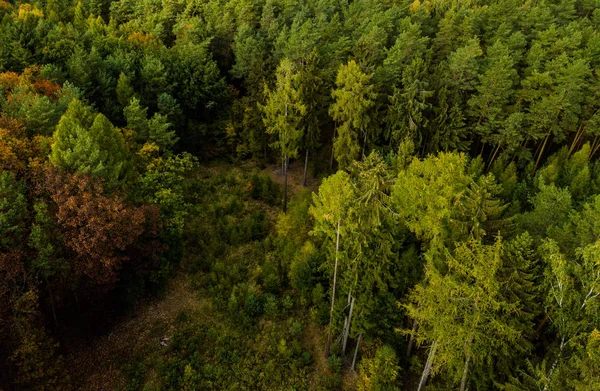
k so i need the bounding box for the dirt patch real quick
[64,273,208,390]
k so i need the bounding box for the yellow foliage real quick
[128,31,154,45]
[17,4,44,19]
[410,0,422,13]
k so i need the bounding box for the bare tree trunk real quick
[283,154,289,213]
[417,341,438,391]
[351,333,362,371]
[532,130,551,176]
[407,318,417,358]
[569,123,585,156]
[460,353,471,391]
[488,144,501,169]
[326,220,341,357]
[341,291,351,353]
[303,149,309,187]
[342,296,355,357]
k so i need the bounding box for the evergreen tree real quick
[330,60,376,169]
[260,58,306,213]
[50,100,131,188]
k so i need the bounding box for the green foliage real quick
[50,100,132,188]
[5,0,600,389]
[0,170,27,250]
[330,60,376,168]
[358,345,401,391]
[124,97,178,152]
[406,238,526,387]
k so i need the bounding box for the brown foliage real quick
[42,168,163,287]
[33,79,61,98]
[0,67,61,99]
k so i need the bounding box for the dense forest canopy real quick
[1,0,600,389]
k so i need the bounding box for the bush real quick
[248,173,281,205]
[357,345,401,391]
[245,294,264,317]
[328,354,342,373]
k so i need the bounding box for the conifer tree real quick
[50,100,131,188]
[330,60,375,169]
[260,58,306,213]
[467,40,517,158]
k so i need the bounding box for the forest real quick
[1,0,600,390]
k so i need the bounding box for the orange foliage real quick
[0,117,30,173]
[0,1,12,9]
[42,168,163,287]
[33,79,61,97]
[0,72,21,90]
[0,67,60,97]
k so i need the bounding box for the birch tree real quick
[310,171,355,356]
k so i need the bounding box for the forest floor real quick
[62,159,363,390]
[63,272,207,390]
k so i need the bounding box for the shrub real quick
[244,294,263,317]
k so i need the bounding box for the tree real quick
[357,345,401,391]
[297,49,324,186]
[124,97,178,152]
[406,238,524,391]
[50,100,132,188]
[43,168,161,287]
[260,58,306,213]
[116,72,135,108]
[329,60,376,169]
[467,40,517,161]
[391,152,471,256]
[310,171,355,356]
[386,58,433,150]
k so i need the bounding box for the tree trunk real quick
[460,353,471,391]
[417,341,438,391]
[488,144,501,169]
[45,275,58,329]
[303,149,309,187]
[341,291,351,354]
[283,155,289,213]
[532,130,551,176]
[342,296,355,358]
[351,333,362,371]
[330,125,337,171]
[326,220,341,357]
[407,318,417,358]
[568,123,585,156]
[362,130,367,160]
